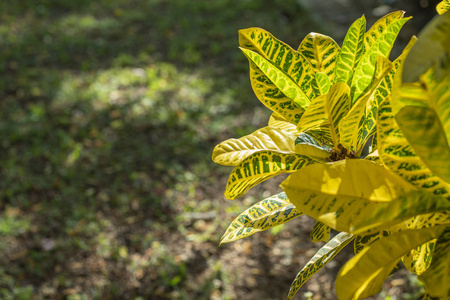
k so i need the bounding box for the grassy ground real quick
[0,0,439,299]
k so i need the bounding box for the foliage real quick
[213,5,450,300]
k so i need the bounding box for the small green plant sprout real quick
[212,4,450,300]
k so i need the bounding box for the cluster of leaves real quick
[212,3,450,299]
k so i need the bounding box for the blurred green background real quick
[0,0,439,299]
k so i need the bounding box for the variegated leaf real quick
[364,11,405,51]
[239,28,316,102]
[298,32,340,81]
[298,82,351,148]
[402,241,435,275]
[225,150,318,199]
[402,12,450,82]
[377,98,450,198]
[339,56,392,153]
[268,112,299,132]
[314,72,331,95]
[351,17,410,102]
[288,232,354,300]
[422,293,441,300]
[437,0,450,14]
[310,220,331,242]
[241,48,310,112]
[295,132,333,152]
[334,15,366,85]
[354,231,390,254]
[220,192,301,244]
[418,228,450,299]
[247,60,305,124]
[362,37,417,151]
[212,126,297,166]
[336,227,444,300]
[364,149,381,163]
[395,69,450,184]
[281,160,450,234]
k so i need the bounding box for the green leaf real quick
[418,228,450,298]
[364,11,405,51]
[402,12,450,82]
[395,70,450,184]
[377,98,450,198]
[225,150,319,199]
[334,15,366,85]
[212,126,298,166]
[288,232,354,300]
[239,28,316,102]
[281,160,450,234]
[314,72,331,95]
[298,82,351,148]
[350,17,410,102]
[220,192,302,244]
[241,48,310,111]
[268,112,299,132]
[336,227,444,300]
[437,0,450,14]
[339,56,392,153]
[310,220,331,242]
[298,32,340,81]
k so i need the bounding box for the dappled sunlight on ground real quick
[0,0,439,299]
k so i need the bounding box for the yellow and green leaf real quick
[402,241,436,275]
[281,160,450,234]
[239,28,316,102]
[334,15,366,85]
[364,149,382,163]
[314,72,332,95]
[339,56,392,153]
[295,132,333,153]
[354,231,390,254]
[241,48,311,111]
[310,220,331,243]
[298,82,351,148]
[364,11,405,51]
[220,192,302,244]
[377,97,450,198]
[336,227,444,300]
[225,150,319,199]
[351,17,410,102]
[212,126,298,166]
[247,59,305,124]
[364,37,417,150]
[437,0,450,14]
[394,69,450,184]
[418,228,450,298]
[288,232,354,300]
[298,32,340,81]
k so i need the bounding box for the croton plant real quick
[212,2,450,299]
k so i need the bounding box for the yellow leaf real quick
[212,126,298,166]
[336,227,444,300]
[281,160,450,234]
